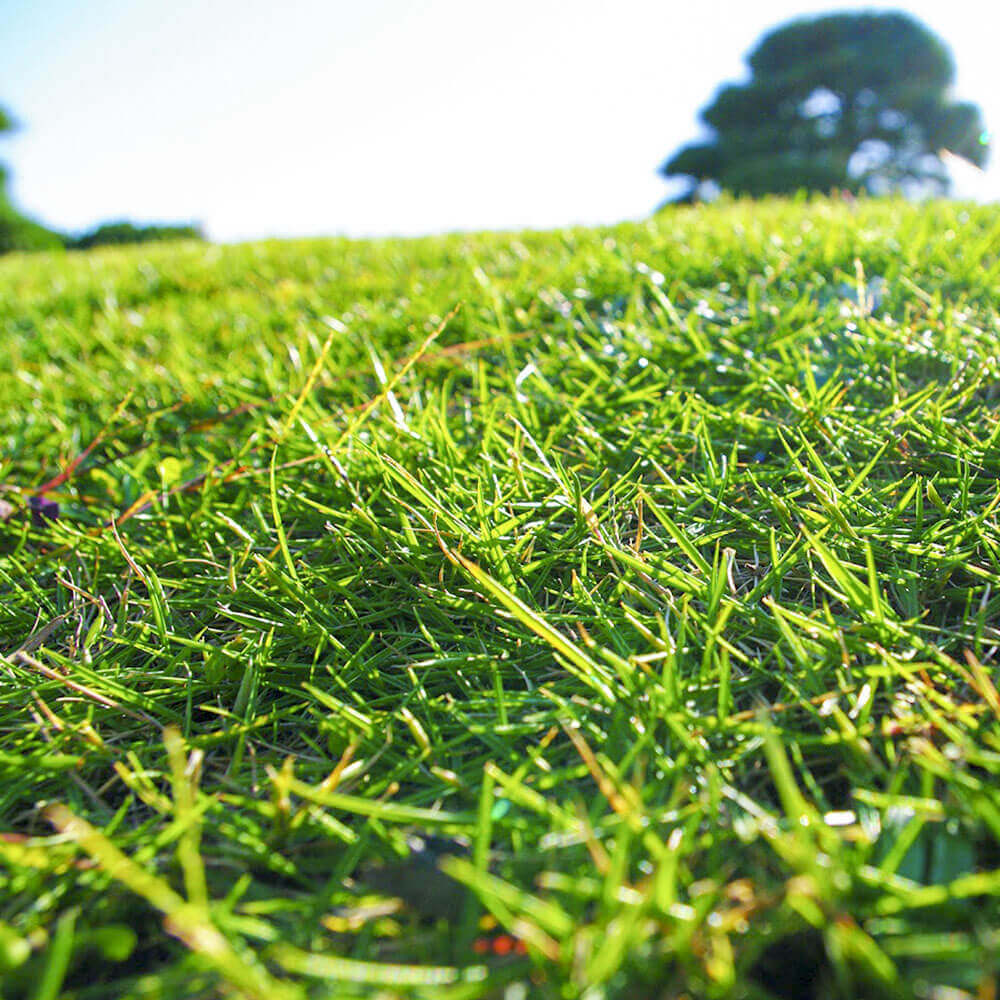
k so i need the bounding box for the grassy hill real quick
[2,197,1000,999]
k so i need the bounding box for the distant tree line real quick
[1,106,203,255]
[64,220,203,251]
[0,108,63,253]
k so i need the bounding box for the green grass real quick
[2,196,1000,999]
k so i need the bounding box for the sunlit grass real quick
[2,196,1000,998]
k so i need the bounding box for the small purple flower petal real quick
[29,495,60,526]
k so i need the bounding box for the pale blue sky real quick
[2,0,996,242]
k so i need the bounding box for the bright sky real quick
[2,0,996,242]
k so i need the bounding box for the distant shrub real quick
[66,220,204,250]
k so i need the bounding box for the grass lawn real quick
[2,196,1000,999]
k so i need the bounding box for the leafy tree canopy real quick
[661,11,990,201]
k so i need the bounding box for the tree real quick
[0,106,63,253]
[660,12,990,202]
